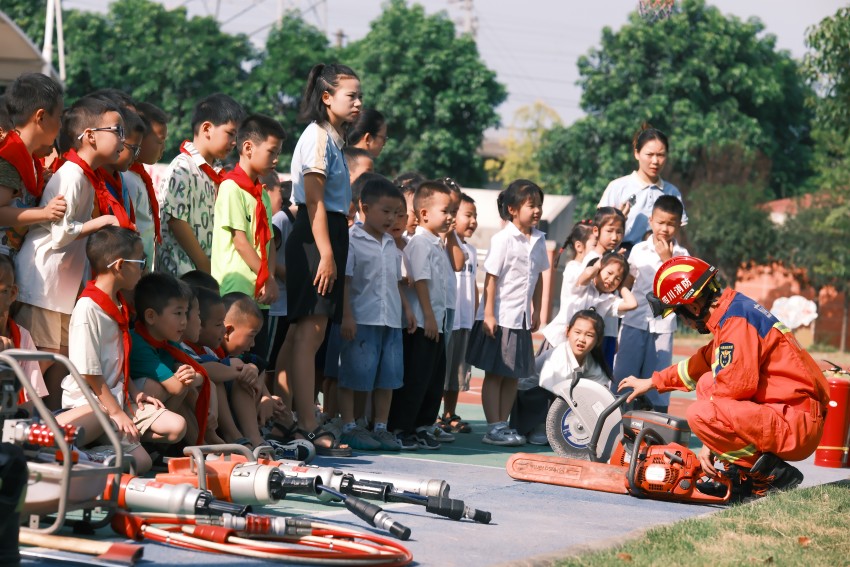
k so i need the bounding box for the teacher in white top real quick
[597,124,687,248]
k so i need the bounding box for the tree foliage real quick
[238,13,331,161]
[490,101,561,188]
[344,0,506,184]
[805,7,850,138]
[537,0,813,219]
[59,0,254,158]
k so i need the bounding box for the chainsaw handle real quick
[626,426,665,497]
[587,393,630,463]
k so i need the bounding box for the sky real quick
[60,0,846,135]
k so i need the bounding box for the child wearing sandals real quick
[466,180,549,447]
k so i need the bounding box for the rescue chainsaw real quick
[507,375,732,504]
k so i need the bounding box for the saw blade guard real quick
[546,379,623,461]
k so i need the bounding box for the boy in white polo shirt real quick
[613,195,687,412]
[388,180,453,450]
[338,176,411,451]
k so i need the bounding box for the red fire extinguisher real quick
[815,368,850,468]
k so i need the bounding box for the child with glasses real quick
[58,227,186,474]
[0,73,67,258]
[15,96,123,409]
[95,103,145,231]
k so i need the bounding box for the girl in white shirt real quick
[563,252,638,335]
[466,180,549,447]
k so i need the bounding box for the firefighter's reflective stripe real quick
[718,443,757,463]
[677,360,696,391]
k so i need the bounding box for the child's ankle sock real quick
[374,422,387,432]
[342,421,357,433]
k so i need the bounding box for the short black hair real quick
[236,113,285,152]
[180,270,221,293]
[652,195,684,219]
[120,107,147,139]
[62,96,121,152]
[193,285,225,323]
[135,101,168,127]
[0,96,13,132]
[135,272,192,317]
[346,108,385,146]
[460,192,475,205]
[4,73,63,127]
[344,146,372,170]
[191,93,245,135]
[413,180,452,217]
[360,174,403,206]
[87,226,143,275]
[0,254,15,282]
[393,172,424,196]
[89,88,136,109]
[222,291,262,323]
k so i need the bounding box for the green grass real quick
[557,482,850,567]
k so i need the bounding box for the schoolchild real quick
[337,176,410,451]
[537,310,612,397]
[0,255,48,411]
[346,108,387,158]
[126,102,168,269]
[540,220,596,347]
[439,192,478,434]
[58,228,186,474]
[274,64,361,456]
[0,73,66,256]
[15,96,123,409]
[583,206,627,368]
[0,95,11,141]
[388,180,453,450]
[393,172,423,238]
[221,292,310,460]
[157,93,245,276]
[566,252,637,331]
[466,180,549,447]
[211,114,284,365]
[343,146,374,187]
[267,176,294,364]
[614,195,688,412]
[95,106,143,230]
[130,272,210,445]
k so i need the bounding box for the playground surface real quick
[21,343,850,566]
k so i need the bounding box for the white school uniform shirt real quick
[13,324,48,402]
[475,223,550,330]
[598,172,687,244]
[623,238,689,333]
[443,234,457,312]
[405,226,449,330]
[454,240,478,330]
[581,250,619,338]
[62,297,125,409]
[537,341,610,394]
[15,161,95,314]
[124,168,156,270]
[345,224,403,328]
[269,210,293,318]
[545,280,622,348]
[541,259,585,346]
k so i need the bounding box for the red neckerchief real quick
[78,282,131,407]
[179,140,223,185]
[96,168,136,230]
[214,346,226,359]
[134,321,210,444]
[222,164,271,298]
[129,162,161,243]
[64,150,135,230]
[7,318,27,405]
[0,131,44,199]
[183,341,207,357]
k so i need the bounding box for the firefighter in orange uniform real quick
[619,256,829,500]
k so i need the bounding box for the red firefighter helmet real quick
[652,256,718,318]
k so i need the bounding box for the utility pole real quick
[41,0,66,82]
[334,29,346,48]
[449,0,477,39]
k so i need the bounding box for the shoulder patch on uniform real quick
[718,342,734,368]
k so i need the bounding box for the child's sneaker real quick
[340,425,382,451]
[265,438,316,462]
[482,426,523,447]
[371,428,402,451]
[396,432,420,451]
[430,425,455,443]
[415,428,441,450]
[506,428,527,445]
